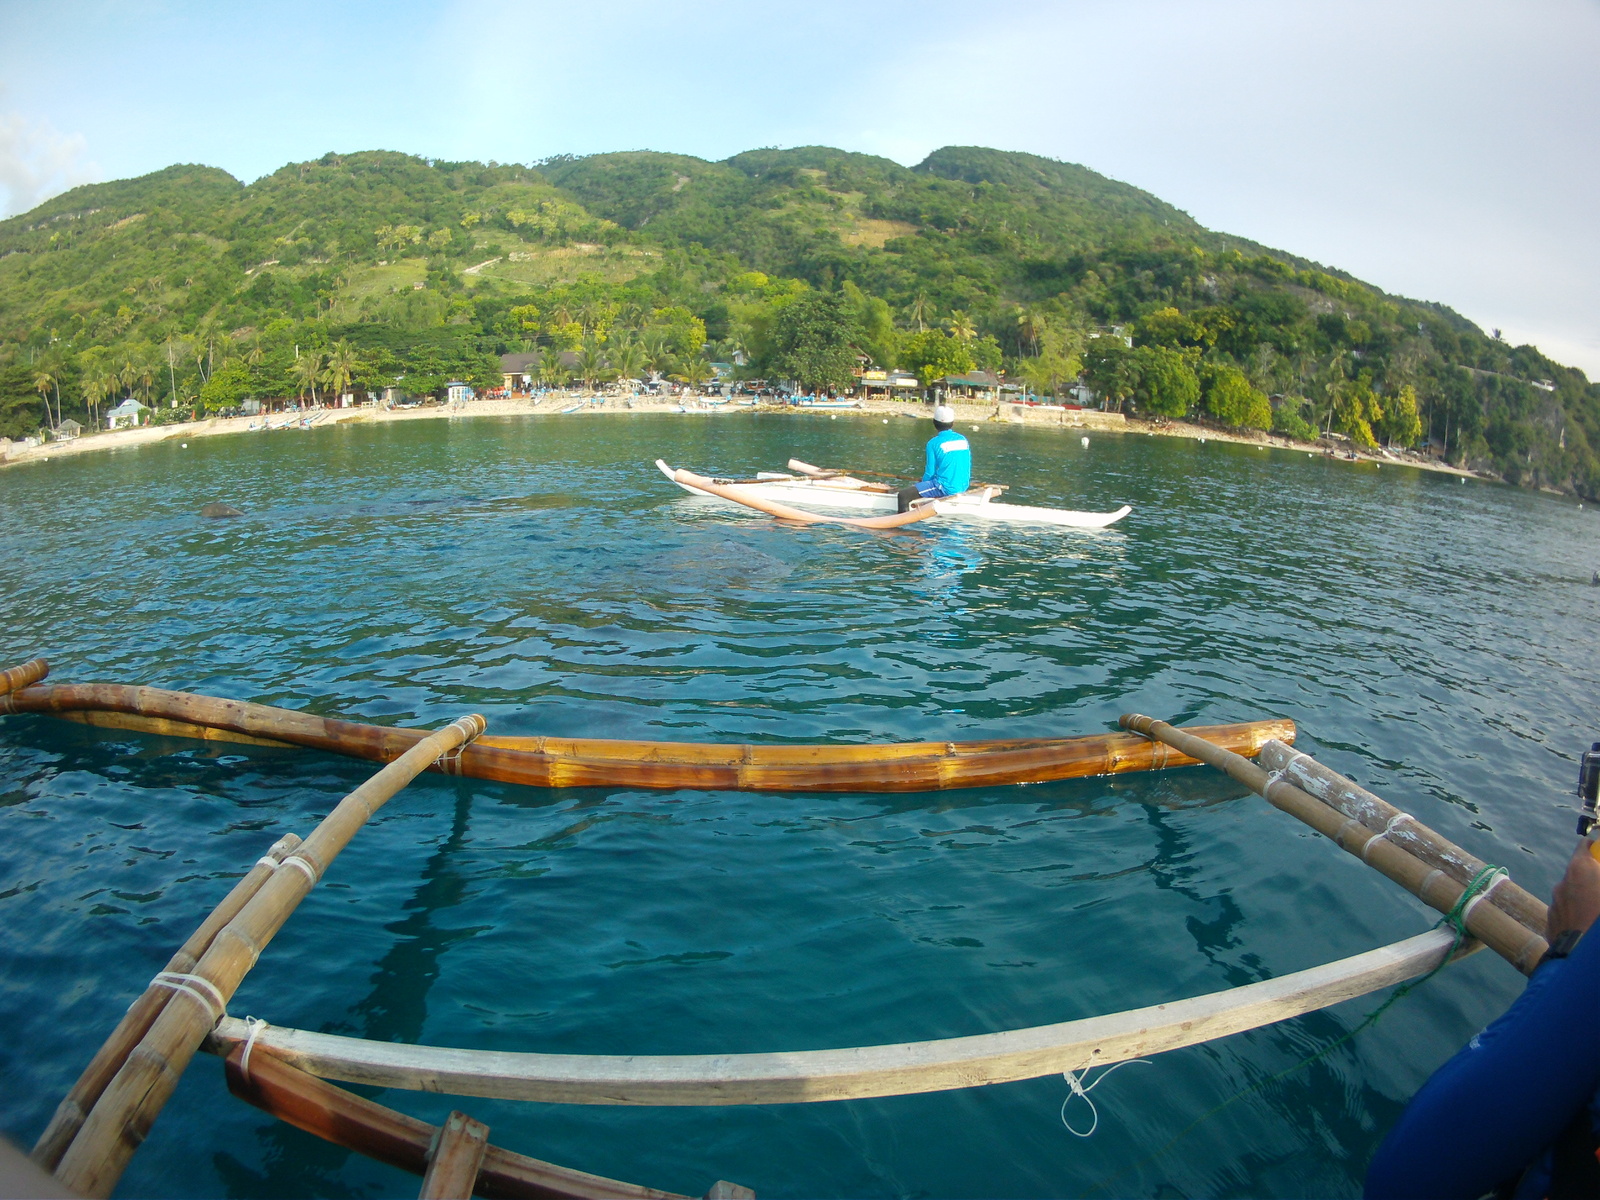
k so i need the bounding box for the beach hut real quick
[499,352,540,393]
[940,370,1003,402]
[445,381,473,405]
[52,419,82,441]
[105,399,148,430]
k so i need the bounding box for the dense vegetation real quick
[1,145,1595,496]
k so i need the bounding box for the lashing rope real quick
[1060,1059,1152,1137]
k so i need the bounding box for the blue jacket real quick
[1366,924,1600,1197]
[922,429,972,494]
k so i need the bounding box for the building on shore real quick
[106,398,149,430]
[52,419,83,441]
[938,370,1004,402]
[858,370,921,401]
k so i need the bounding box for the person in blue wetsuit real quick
[897,405,972,512]
[1366,841,1600,1199]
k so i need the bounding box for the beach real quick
[0,391,1482,483]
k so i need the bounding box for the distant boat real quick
[656,458,1132,529]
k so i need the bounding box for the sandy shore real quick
[0,390,1484,484]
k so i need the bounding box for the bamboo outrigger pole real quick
[31,832,304,1170]
[4,678,1294,793]
[0,657,48,696]
[1120,714,1547,974]
[52,713,486,1198]
[1257,739,1548,937]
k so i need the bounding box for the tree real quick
[538,346,566,388]
[1133,346,1199,418]
[199,360,255,412]
[945,310,977,341]
[671,351,716,388]
[608,337,646,384]
[899,330,975,394]
[321,341,360,400]
[1200,363,1272,429]
[292,349,326,404]
[1376,383,1423,447]
[576,340,605,389]
[1084,340,1139,412]
[769,291,861,392]
[33,370,56,427]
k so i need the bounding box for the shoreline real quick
[0,391,1487,485]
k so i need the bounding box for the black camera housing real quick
[1577,742,1600,837]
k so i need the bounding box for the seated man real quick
[897,405,972,513]
[1366,842,1600,1198]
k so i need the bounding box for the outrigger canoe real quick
[656,458,1133,528]
[0,662,1292,793]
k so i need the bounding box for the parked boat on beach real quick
[656,458,1133,528]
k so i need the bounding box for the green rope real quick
[1087,863,1510,1195]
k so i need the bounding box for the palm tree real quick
[671,351,716,388]
[907,294,930,333]
[293,349,326,405]
[321,340,360,402]
[608,337,646,385]
[1015,307,1047,357]
[642,333,674,379]
[576,340,605,390]
[33,370,57,427]
[945,311,977,341]
[537,346,566,389]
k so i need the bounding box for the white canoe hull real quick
[655,461,1131,529]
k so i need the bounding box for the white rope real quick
[253,855,281,871]
[1459,869,1509,925]
[281,855,319,884]
[151,971,227,1024]
[239,1017,269,1084]
[1060,1059,1152,1137]
[1361,813,1415,863]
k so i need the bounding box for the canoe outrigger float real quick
[656,459,1133,529]
[1,657,1553,1198]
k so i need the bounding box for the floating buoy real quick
[830,415,837,420]
[882,419,888,424]
[1081,437,1090,448]
[181,442,188,448]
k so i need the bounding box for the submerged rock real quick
[200,502,244,519]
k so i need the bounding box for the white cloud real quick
[0,112,100,218]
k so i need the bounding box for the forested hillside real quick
[2,145,1595,496]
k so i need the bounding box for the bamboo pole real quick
[31,832,303,1170]
[53,714,486,1198]
[1119,714,1547,974]
[5,681,1295,793]
[0,658,48,695]
[1257,739,1548,936]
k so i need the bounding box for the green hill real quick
[1,144,1595,497]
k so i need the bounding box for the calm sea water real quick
[1,414,1596,1198]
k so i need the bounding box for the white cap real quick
[932,405,955,424]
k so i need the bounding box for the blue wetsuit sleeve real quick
[1365,926,1600,1198]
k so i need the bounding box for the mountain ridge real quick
[0,143,1593,495]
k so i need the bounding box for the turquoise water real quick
[1,414,1597,1198]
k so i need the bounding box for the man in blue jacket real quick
[1366,841,1600,1198]
[897,405,972,512]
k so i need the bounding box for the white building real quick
[106,398,149,430]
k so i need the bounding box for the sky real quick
[1,0,1597,376]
